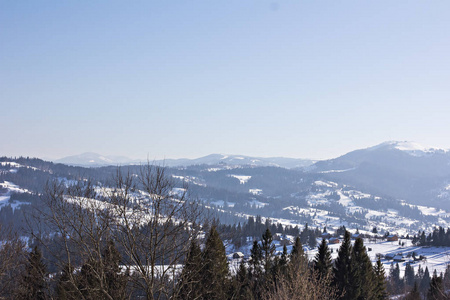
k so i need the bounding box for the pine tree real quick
[351,237,375,300]
[232,259,253,300]
[249,238,265,298]
[18,246,48,300]
[404,263,415,287]
[279,244,288,274]
[77,258,103,299]
[55,264,79,300]
[261,228,276,276]
[75,240,127,300]
[290,236,306,271]
[102,240,127,299]
[177,238,203,299]
[314,238,332,278]
[201,226,229,300]
[333,230,352,299]
[405,281,421,300]
[420,267,431,295]
[427,271,444,300]
[250,240,263,278]
[389,262,403,295]
[373,257,388,300]
[308,231,317,249]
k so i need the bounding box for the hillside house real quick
[329,237,340,244]
[387,235,399,242]
[393,255,405,262]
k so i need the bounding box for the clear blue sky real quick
[1,1,450,160]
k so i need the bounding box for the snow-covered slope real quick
[311,141,450,209]
[367,141,449,157]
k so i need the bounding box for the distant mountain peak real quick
[369,141,448,157]
[54,153,133,166]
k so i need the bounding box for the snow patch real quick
[249,189,262,195]
[248,199,268,208]
[229,175,251,184]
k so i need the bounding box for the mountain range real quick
[50,140,450,210]
[54,152,315,169]
[3,140,450,236]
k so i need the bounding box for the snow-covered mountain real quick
[54,153,314,169]
[161,154,314,169]
[367,141,449,157]
[310,141,450,209]
[54,152,137,167]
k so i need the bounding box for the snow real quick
[337,191,354,207]
[393,141,432,152]
[417,205,448,217]
[314,180,338,187]
[0,196,10,205]
[0,181,32,210]
[249,189,262,195]
[0,181,30,194]
[319,168,356,174]
[171,175,206,187]
[210,200,235,208]
[170,188,186,198]
[229,175,251,184]
[370,141,448,157]
[0,162,39,172]
[248,199,268,208]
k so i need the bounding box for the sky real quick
[1,1,450,160]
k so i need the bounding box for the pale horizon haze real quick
[1,1,450,161]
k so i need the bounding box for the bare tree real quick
[264,263,339,300]
[0,224,27,299]
[29,163,205,300]
[107,164,205,299]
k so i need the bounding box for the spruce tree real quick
[427,271,444,300]
[102,240,127,299]
[351,238,375,300]
[250,240,263,277]
[232,259,253,300]
[404,263,415,287]
[314,238,332,278]
[249,239,264,298]
[333,230,352,299]
[420,267,431,295]
[373,257,388,300]
[389,262,403,294]
[77,258,103,299]
[177,238,203,299]
[55,264,79,300]
[308,230,317,249]
[17,246,48,300]
[18,246,48,300]
[290,236,306,272]
[405,281,420,300]
[279,244,288,274]
[201,226,229,300]
[75,240,127,300]
[261,228,276,276]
